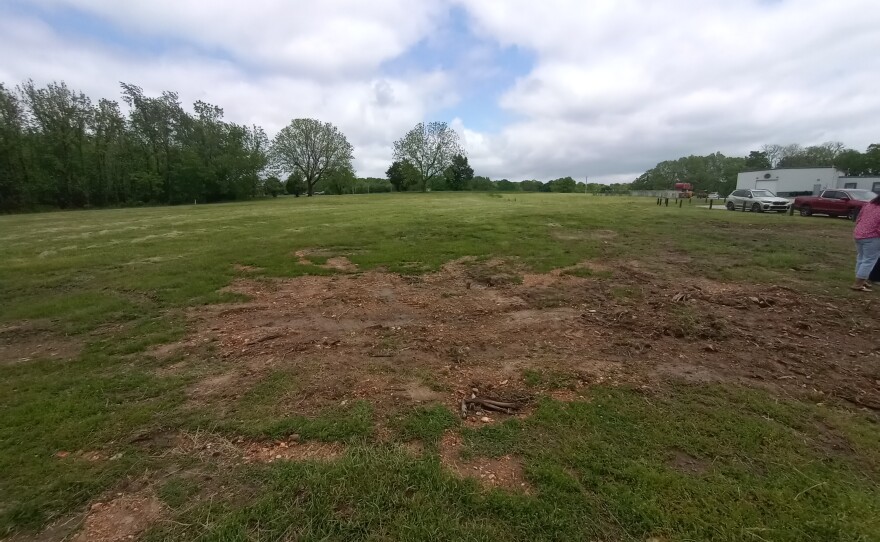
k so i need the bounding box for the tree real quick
[519,180,543,192]
[776,143,837,168]
[323,164,357,195]
[444,154,473,191]
[285,172,305,196]
[91,98,127,205]
[264,176,283,197]
[121,83,186,203]
[393,121,464,192]
[864,144,880,175]
[469,176,495,191]
[834,149,865,176]
[547,176,577,193]
[495,179,519,191]
[0,83,30,209]
[386,160,418,192]
[761,144,784,168]
[270,118,353,197]
[358,177,393,193]
[21,80,94,207]
[744,150,770,170]
[0,78,269,210]
[632,152,745,196]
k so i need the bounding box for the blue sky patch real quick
[381,5,533,131]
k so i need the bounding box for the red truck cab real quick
[793,189,877,220]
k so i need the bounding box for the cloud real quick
[25,0,448,78]
[456,0,880,182]
[0,3,456,176]
[3,0,880,182]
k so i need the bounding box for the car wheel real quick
[800,206,812,217]
[726,201,735,211]
[848,208,859,221]
[751,203,762,213]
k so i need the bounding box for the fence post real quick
[742,201,747,212]
[679,199,683,208]
[665,198,669,207]
[709,200,713,210]
[789,205,794,216]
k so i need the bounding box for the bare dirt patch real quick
[0,322,82,365]
[73,490,165,542]
[667,450,711,475]
[294,249,359,272]
[401,440,425,457]
[294,249,313,266]
[160,257,880,419]
[233,263,263,273]
[324,256,358,272]
[439,432,530,492]
[172,431,345,464]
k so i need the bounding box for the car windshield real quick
[845,190,878,202]
[751,190,776,197]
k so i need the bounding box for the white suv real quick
[726,189,791,213]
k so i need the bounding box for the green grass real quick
[392,405,460,446]
[143,387,879,541]
[1,193,876,540]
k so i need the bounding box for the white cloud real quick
[0,4,455,177]
[456,0,880,182]
[27,0,448,78]
[3,0,880,182]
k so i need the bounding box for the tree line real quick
[2,73,612,209]
[14,77,873,210]
[0,79,487,210]
[0,81,269,211]
[632,141,880,196]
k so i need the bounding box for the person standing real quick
[852,194,880,291]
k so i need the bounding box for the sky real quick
[1,0,879,183]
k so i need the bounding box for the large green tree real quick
[270,119,353,197]
[21,80,94,207]
[444,154,474,191]
[121,83,186,203]
[386,160,418,192]
[392,121,464,192]
[0,83,30,210]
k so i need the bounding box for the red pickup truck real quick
[792,189,877,220]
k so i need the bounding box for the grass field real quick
[1,193,878,541]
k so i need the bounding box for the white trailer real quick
[837,176,880,193]
[736,167,843,197]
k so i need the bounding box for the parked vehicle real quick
[726,189,791,213]
[675,182,693,199]
[792,189,877,220]
[708,192,720,199]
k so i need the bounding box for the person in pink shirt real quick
[852,193,880,291]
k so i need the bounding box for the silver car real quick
[726,189,791,213]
